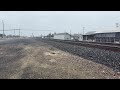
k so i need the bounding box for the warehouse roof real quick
[84,28,120,35]
[96,29,120,34]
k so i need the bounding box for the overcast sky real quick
[0,11,120,36]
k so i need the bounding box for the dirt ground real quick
[0,38,119,79]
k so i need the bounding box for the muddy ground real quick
[0,38,119,79]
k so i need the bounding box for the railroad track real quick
[40,38,120,52]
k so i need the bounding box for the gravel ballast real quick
[41,39,120,72]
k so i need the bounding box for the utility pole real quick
[2,20,5,38]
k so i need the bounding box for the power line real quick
[0,29,53,31]
[20,29,53,31]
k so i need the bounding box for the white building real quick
[53,33,71,40]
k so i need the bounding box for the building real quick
[83,29,120,43]
[83,31,96,41]
[53,33,71,40]
[72,34,83,41]
[94,29,120,43]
